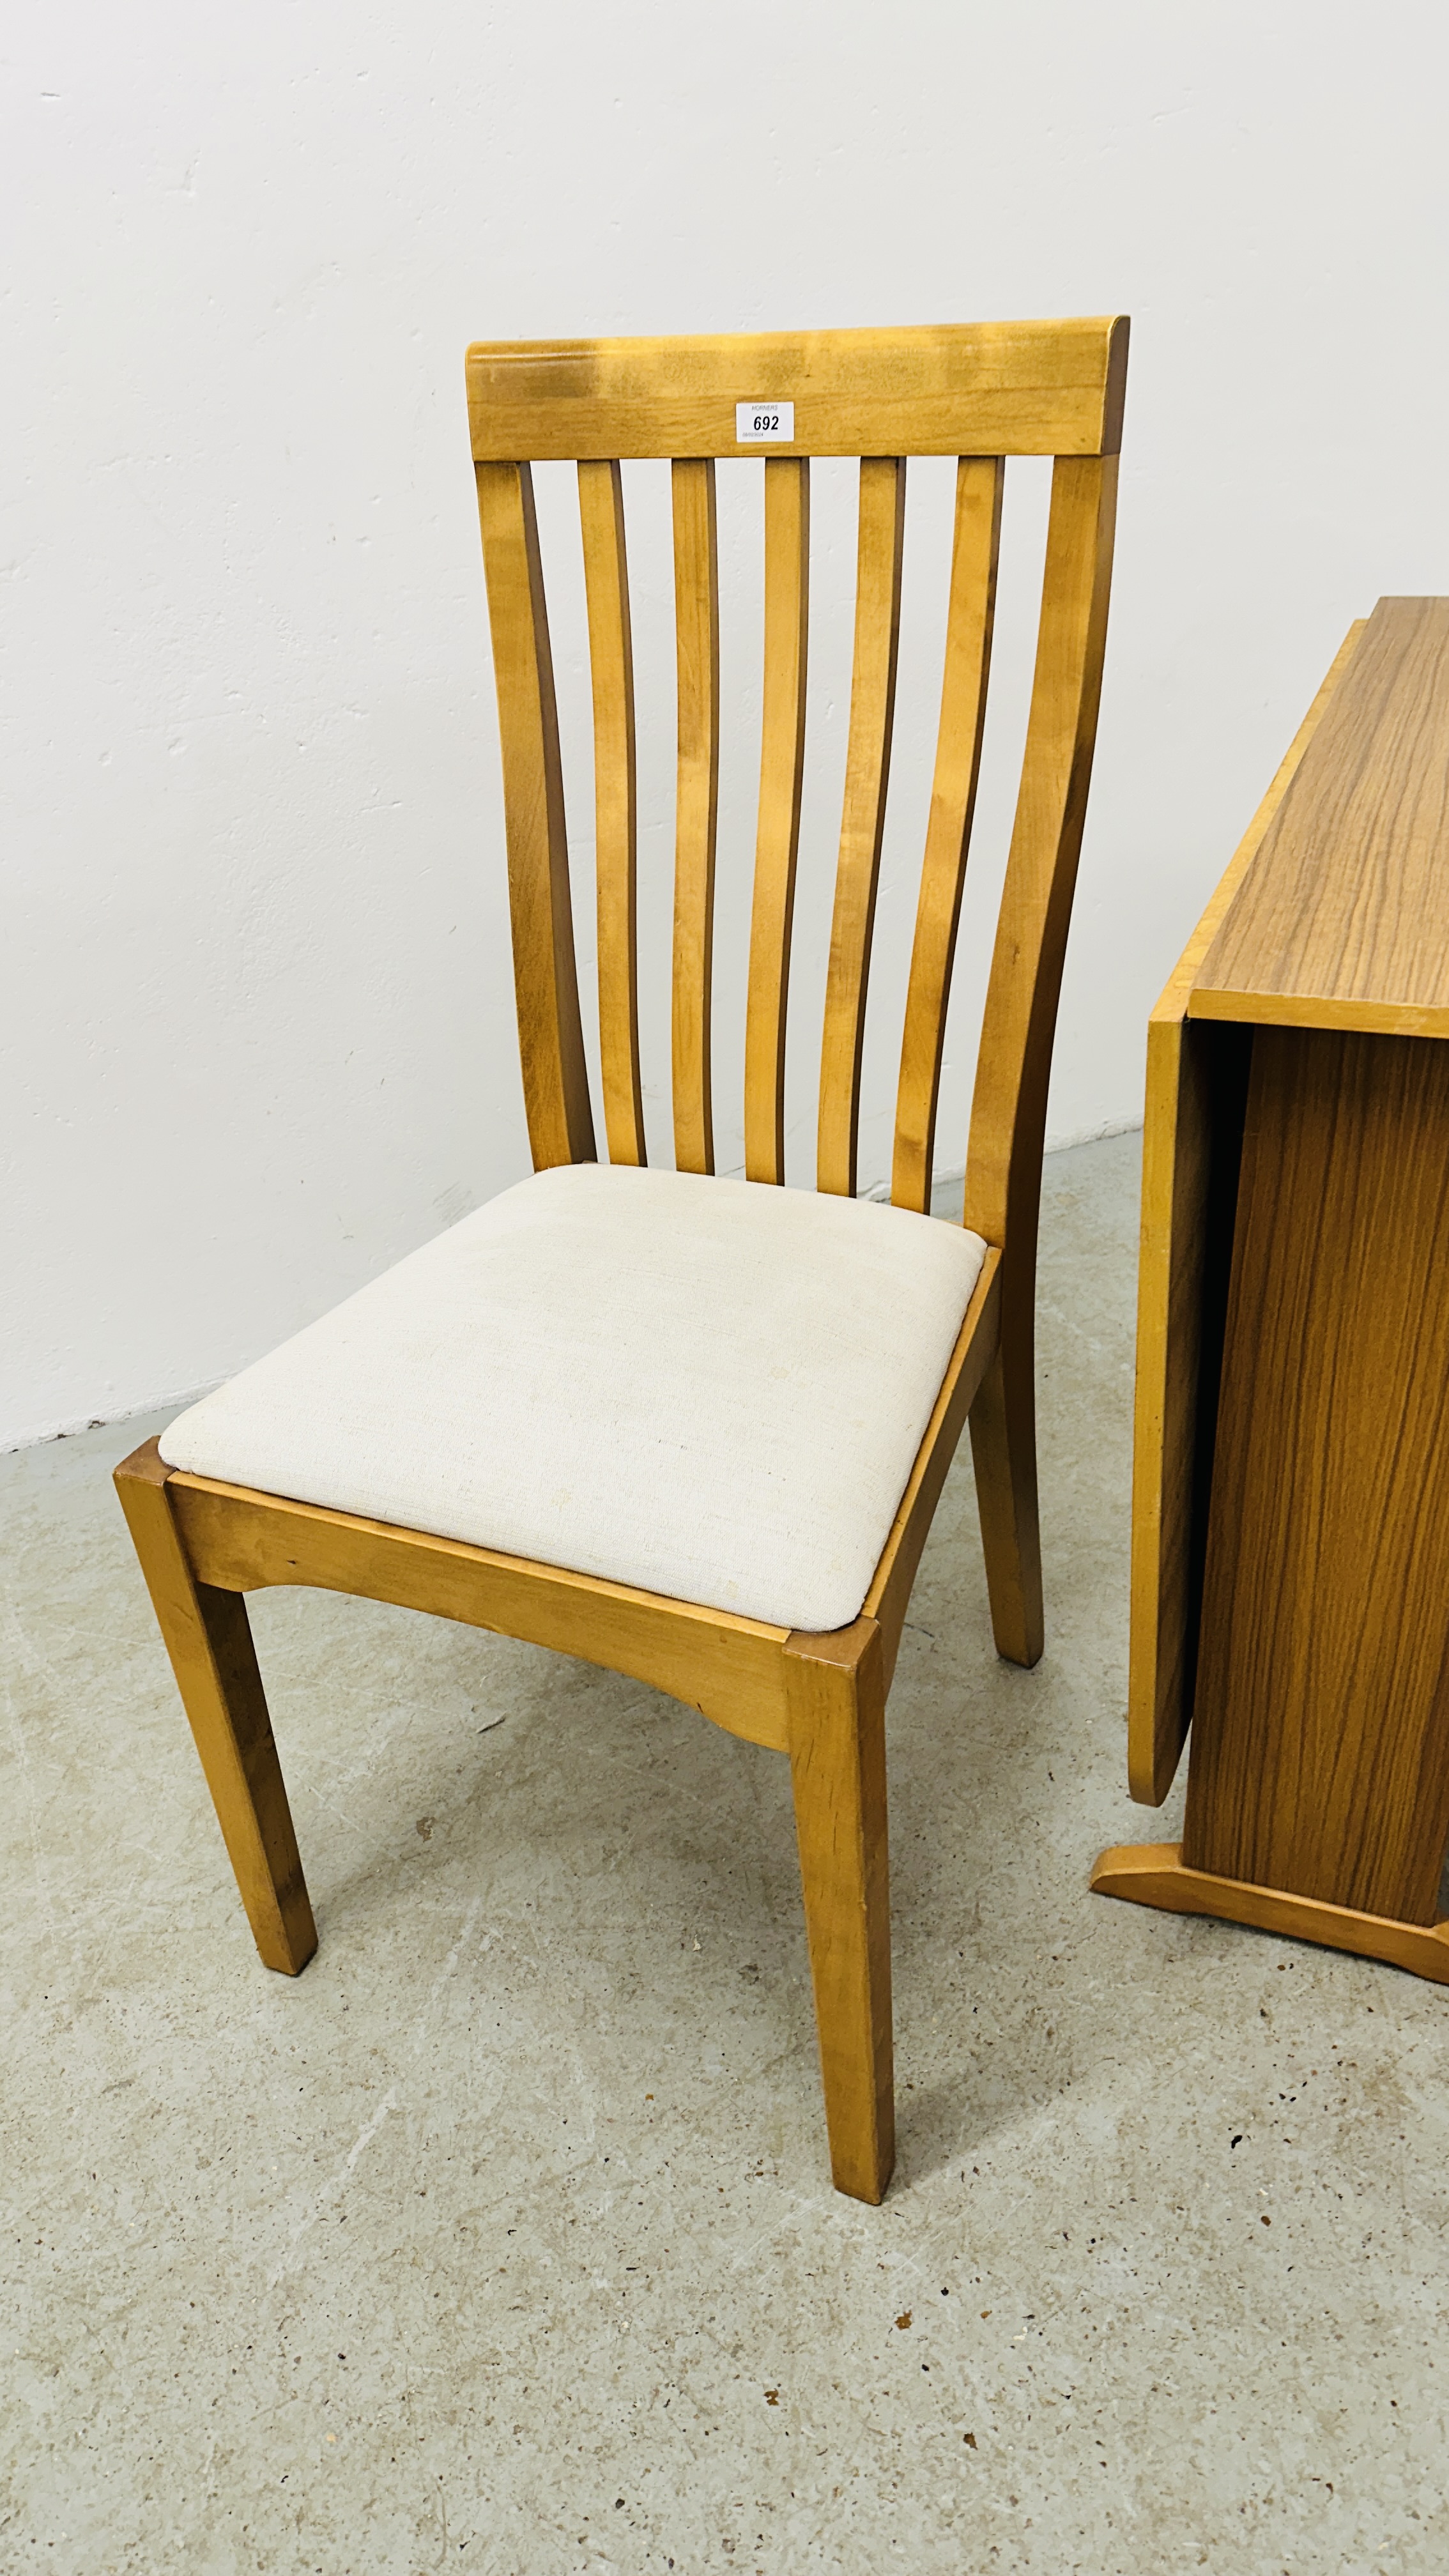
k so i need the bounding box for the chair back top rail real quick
[470,318,1126,1238]
[467,319,1128,461]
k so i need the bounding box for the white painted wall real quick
[6,1,1446,1448]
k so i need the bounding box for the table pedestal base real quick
[1091,1842,1449,1986]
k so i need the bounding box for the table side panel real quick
[1183,1027,1449,1921]
[1127,621,1368,1804]
[1128,1020,1250,1803]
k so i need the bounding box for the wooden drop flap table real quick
[1095,597,1449,1982]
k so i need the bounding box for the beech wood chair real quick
[116,318,1127,2204]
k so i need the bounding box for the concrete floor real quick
[4,1129,1446,2574]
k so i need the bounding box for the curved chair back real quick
[467,318,1126,1268]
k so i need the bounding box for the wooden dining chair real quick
[115,318,1127,2204]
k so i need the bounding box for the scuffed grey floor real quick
[4,1130,1446,2573]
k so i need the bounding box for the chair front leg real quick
[785,1616,893,2203]
[114,1440,316,1975]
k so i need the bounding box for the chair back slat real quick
[670,459,721,1175]
[744,457,811,1186]
[963,453,1120,1255]
[816,457,907,1199]
[475,461,595,1169]
[578,461,646,1167]
[891,456,1005,1213]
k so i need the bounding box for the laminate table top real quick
[1190,597,1449,1035]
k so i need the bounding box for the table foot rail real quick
[1090,1841,1449,1986]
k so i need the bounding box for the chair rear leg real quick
[969,1328,1044,1669]
[785,1618,893,2204]
[114,1440,316,1975]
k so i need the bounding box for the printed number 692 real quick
[735,399,795,442]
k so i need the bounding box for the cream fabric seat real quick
[160,1163,986,1634]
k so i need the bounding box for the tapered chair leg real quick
[785,1617,893,2204]
[114,1440,317,1975]
[969,1332,1044,1669]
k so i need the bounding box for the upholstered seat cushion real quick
[159,1164,987,1633]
